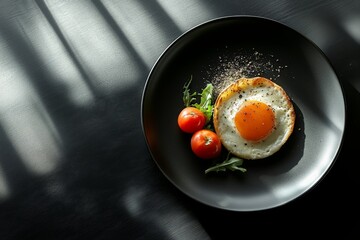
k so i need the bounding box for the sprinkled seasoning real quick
[205,49,287,97]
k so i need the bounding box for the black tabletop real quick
[0,0,359,239]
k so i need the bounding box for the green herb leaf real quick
[193,83,214,124]
[182,76,197,107]
[205,153,247,174]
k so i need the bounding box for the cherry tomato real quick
[178,107,206,133]
[191,129,222,159]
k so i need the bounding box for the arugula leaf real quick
[205,153,247,174]
[193,83,214,124]
[182,76,197,107]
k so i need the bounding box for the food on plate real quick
[205,152,246,174]
[213,77,295,160]
[177,76,245,173]
[178,77,223,159]
[178,107,206,133]
[191,129,222,159]
[181,76,214,126]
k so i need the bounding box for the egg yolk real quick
[234,100,275,142]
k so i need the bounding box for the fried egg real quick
[213,77,295,160]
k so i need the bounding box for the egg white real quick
[213,77,295,160]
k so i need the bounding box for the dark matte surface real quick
[0,0,359,239]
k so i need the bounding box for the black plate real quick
[141,16,346,211]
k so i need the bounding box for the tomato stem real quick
[204,136,212,146]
